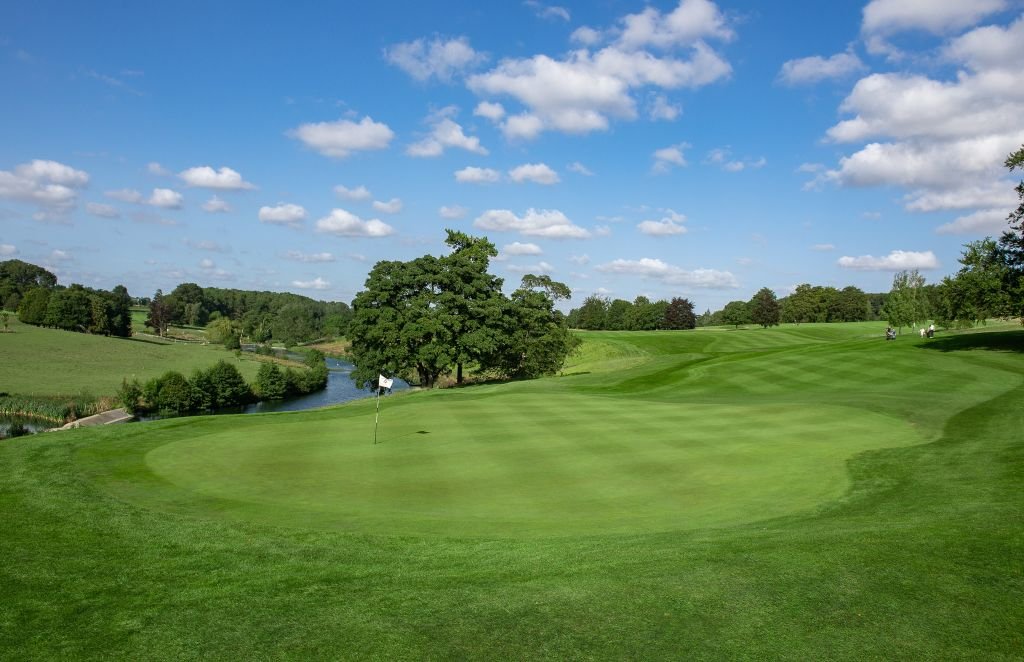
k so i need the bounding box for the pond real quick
[242,356,408,414]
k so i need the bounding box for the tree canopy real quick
[347,231,577,388]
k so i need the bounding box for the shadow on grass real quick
[124,336,174,345]
[917,329,1024,354]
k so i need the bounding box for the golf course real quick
[2,322,1022,658]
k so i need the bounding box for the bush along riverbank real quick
[0,392,111,425]
[119,350,329,416]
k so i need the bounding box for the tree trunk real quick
[457,362,463,385]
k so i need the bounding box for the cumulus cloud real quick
[647,93,682,120]
[86,202,120,219]
[334,184,372,201]
[292,277,330,290]
[407,111,487,157]
[0,159,89,214]
[474,208,591,239]
[935,209,1011,235]
[506,261,555,274]
[439,205,468,219]
[201,196,232,213]
[466,1,733,139]
[105,188,143,203]
[567,161,594,176]
[384,36,486,82]
[502,241,543,256]
[147,162,171,176]
[778,52,864,85]
[862,0,1006,38]
[455,166,501,184]
[259,203,307,227]
[837,249,939,271]
[597,257,738,288]
[289,116,394,158]
[284,250,335,263]
[509,162,560,185]
[315,209,395,237]
[637,210,687,235]
[179,165,255,190]
[652,142,689,173]
[1,243,17,256]
[147,188,183,209]
[473,101,505,121]
[372,198,403,214]
[199,258,216,270]
[570,253,590,265]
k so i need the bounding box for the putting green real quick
[141,393,924,537]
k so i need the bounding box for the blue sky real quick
[2,0,1022,312]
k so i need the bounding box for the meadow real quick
[1,321,1022,658]
[0,313,261,396]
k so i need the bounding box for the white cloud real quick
[506,261,555,274]
[0,244,17,256]
[837,249,939,271]
[638,210,687,235]
[567,161,594,176]
[723,156,766,172]
[502,241,543,255]
[778,52,864,85]
[84,202,120,219]
[509,162,560,185]
[597,257,739,288]
[455,166,501,184]
[259,203,307,227]
[473,101,505,121]
[147,162,171,176]
[526,1,570,22]
[179,165,255,190]
[570,253,590,265]
[147,188,183,209]
[199,258,215,270]
[652,142,689,173]
[50,249,72,261]
[862,0,1006,37]
[0,159,89,213]
[316,209,395,237]
[812,243,836,251]
[289,116,394,158]
[439,205,468,219]
[384,36,486,82]
[407,114,487,157]
[372,198,403,214]
[571,26,605,46]
[616,0,734,50]
[904,181,1017,213]
[284,250,336,263]
[334,184,372,201]
[648,93,682,120]
[292,277,330,290]
[474,208,591,239]
[105,188,143,203]
[467,4,733,141]
[935,209,1010,235]
[202,195,232,213]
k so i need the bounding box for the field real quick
[2,322,1022,658]
[0,314,261,396]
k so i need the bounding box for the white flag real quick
[378,375,394,389]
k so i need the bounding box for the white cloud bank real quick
[384,36,486,82]
[259,203,306,227]
[179,166,255,190]
[597,257,738,288]
[289,116,394,158]
[837,249,939,271]
[474,208,590,239]
[316,209,395,237]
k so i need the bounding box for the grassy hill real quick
[0,314,260,396]
[1,322,1022,658]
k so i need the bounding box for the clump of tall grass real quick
[0,392,105,424]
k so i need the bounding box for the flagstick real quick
[373,388,380,445]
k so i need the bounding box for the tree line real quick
[347,230,578,388]
[144,282,352,346]
[2,260,133,337]
[567,296,697,330]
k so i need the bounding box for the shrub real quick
[155,371,195,413]
[206,360,251,407]
[254,363,287,400]
[118,378,143,415]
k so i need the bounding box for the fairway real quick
[141,395,922,536]
[3,322,1023,659]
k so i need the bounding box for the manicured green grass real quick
[1,322,1022,658]
[0,315,259,396]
